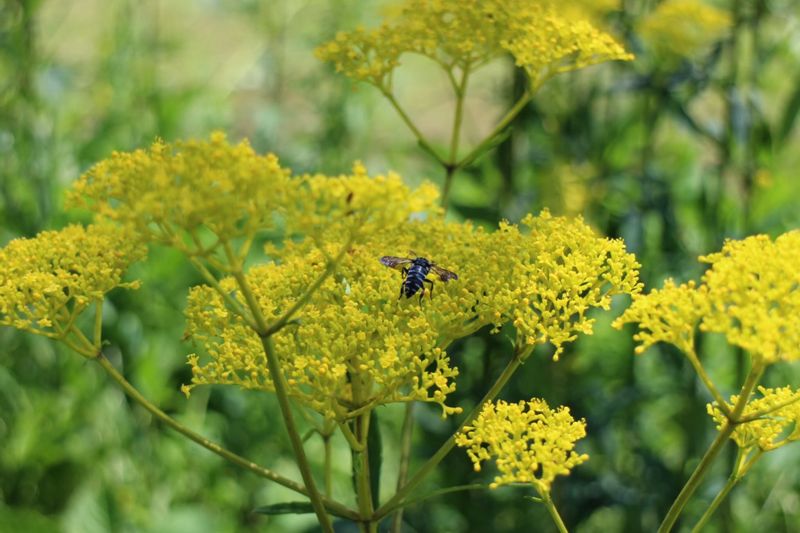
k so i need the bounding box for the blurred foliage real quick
[1,0,800,531]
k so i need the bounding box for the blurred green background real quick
[2,0,800,531]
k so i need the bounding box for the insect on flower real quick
[380,254,458,302]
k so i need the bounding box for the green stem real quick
[448,64,468,163]
[354,412,376,533]
[541,490,569,533]
[657,424,734,533]
[324,434,333,497]
[63,323,99,357]
[385,483,485,515]
[373,345,530,520]
[381,90,447,167]
[390,402,416,533]
[684,346,732,418]
[690,450,746,533]
[731,362,764,420]
[93,353,357,520]
[224,240,270,332]
[657,361,764,532]
[457,90,532,169]
[441,63,470,210]
[92,299,103,349]
[262,236,354,337]
[441,164,457,214]
[187,255,256,330]
[739,394,800,422]
[339,420,366,452]
[260,336,335,532]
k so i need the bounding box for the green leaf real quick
[252,502,315,515]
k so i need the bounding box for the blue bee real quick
[380,254,459,302]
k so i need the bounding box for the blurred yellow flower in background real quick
[316,0,633,90]
[638,0,731,61]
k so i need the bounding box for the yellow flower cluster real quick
[70,134,441,254]
[0,224,144,339]
[613,279,708,355]
[708,387,800,452]
[184,203,640,419]
[500,2,633,88]
[455,399,589,492]
[638,0,731,60]
[496,212,641,360]
[292,161,441,246]
[316,0,632,89]
[69,132,290,245]
[614,231,800,365]
[700,232,800,364]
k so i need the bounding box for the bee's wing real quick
[431,264,459,281]
[380,256,413,270]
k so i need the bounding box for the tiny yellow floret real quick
[0,224,145,342]
[455,398,589,493]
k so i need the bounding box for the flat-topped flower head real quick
[184,238,463,419]
[700,231,800,364]
[638,0,731,61]
[0,224,144,342]
[492,211,642,360]
[614,231,799,365]
[69,132,292,246]
[183,206,641,420]
[501,1,633,88]
[289,161,441,245]
[316,0,633,90]
[455,398,589,493]
[70,137,441,258]
[613,279,709,355]
[708,386,800,452]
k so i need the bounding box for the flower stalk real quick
[93,352,358,520]
[373,342,532,521]
[657,361,764,532]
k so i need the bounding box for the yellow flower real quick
[290,161,442,246]
[184,204,641,419]
[493,212,642,360]
[614,231,799,365]
[501,2,633,88]
[638,0,731,60]
[69,135,441,257]
[316,0,633,90]
[69,132,292,246]
[708,386,800,452]
[613,279,709,355]
[55,135,643,418]
[700,232,800,364]
[0,223,144,340]
[455,398,589,493]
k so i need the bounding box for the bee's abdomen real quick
[402,264,429,298]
